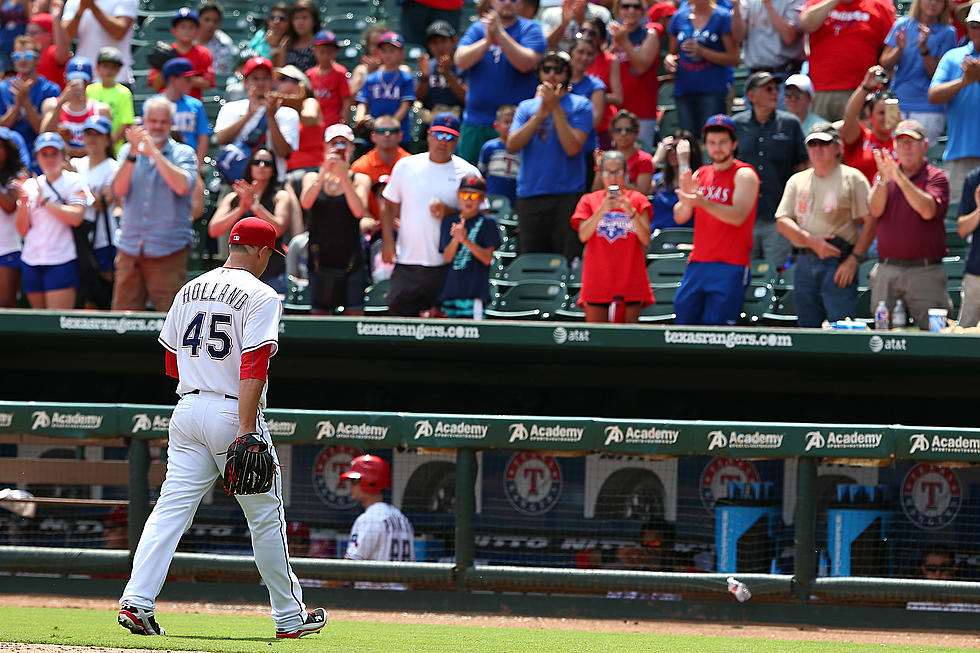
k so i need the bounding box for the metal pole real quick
[128,437,151,559]
[454,449,477,576]
[794,457,818,599]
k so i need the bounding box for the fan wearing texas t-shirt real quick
[147,8,216,101]
[672,114,760,326]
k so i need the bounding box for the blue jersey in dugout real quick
[512,93,593,197]
[438,211,501,303]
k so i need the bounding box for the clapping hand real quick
[873,149,896,183]
[417,53,431,77]
[11,76,34,106]
[233,179,254,212]
[450,218,468,244]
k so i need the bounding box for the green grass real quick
[0,607,973,653]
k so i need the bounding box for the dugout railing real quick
[1,401,979,621]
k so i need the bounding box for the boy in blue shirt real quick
[478,104,519,206]
[439,174,501,319]
[355,32,415,144]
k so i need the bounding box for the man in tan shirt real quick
[775,122,876,327]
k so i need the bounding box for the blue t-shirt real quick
[356,68,416,143]
[512,93,593,197]
[144,94,211,150]
[0,74,61,168]
[422,66,465,111]
[478,137,519,205]
[459,17,547,126]
[669,5,732,96]
[960,167,980,276]
[885,17,956,113]
[567,74,605,153]
[650,172,691,230]
[438,212,502,302]
[931,43,980,161]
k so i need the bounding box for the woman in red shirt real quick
[608,0,661,149]
[583,18,623,150]
[572,150,653,323]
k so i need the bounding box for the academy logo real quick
[804,430,884,452]
[413,420,488,440]
[131,414,170,433]
[504,453,562,515]
[312,445,362,510]
[907,432,980,456]
[603,425,680,446]
[507,422,584,444]
[30,411,103,431]
[699,457,759,513]
[0,413,12,428]
[707,429,784,450]
[315,420,388,440]
[901,463,961,530]
[266,420,297,437]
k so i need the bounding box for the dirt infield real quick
[3,594,980,651]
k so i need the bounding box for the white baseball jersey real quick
[158,267,282,408]
[346,502,414,589]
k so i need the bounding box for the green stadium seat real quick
[284,279,311,314]
[947,202,960,221]
[647,256,688,288]
[648,227,693,258]
[776,262,795,291]
[494,253,569,286]
[639,286,676,323]
[485,281,567,319]
[763,290,797,326]
[363,279,390,314]
[945,256,966,291]
[947,227,969,257]
[857,258,878,292]
[566,265,581,289]
[749,259,778,286]
[856,289,872,322]
[741,282,775,325]
[554,290,585,321]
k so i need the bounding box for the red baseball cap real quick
[230,217,284,256]
[647,1,677,21]
[30,12,53,32]
[242,56,273,77]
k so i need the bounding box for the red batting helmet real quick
[339,454,391,492]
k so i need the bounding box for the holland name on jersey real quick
[179,279,250,311]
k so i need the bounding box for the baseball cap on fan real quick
[229,217,285,256]
[430,112,460,137]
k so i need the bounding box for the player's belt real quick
[183,389,239,401]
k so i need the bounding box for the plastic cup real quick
[928,308,948,332]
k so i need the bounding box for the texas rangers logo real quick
[504,453,562,515]
[596,211,632,243]
[699,457,759,513]
[901,463,961,530]
[313,445,361,510]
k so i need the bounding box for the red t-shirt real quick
[570,188,654,305]
[689,160,758,266]
[843,124,895,185]
[627,149,655,186]
[415,0,462,8]
[805,0,895,92]
[615,23,662,120]
[149,44,215,100]
[877,162,949,260]
[37,45,66,89]
[288,121,326,171]
[587,51,617,133]
[307,63,351,127]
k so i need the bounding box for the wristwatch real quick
[126,154,137,162]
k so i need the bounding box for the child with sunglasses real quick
[0,35,60,170]
[438,174,500,318]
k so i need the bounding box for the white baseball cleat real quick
[118,604,165,635]
[275,607,327,639]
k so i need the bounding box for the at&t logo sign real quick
[504,453,562,515]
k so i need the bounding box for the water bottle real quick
[874,300,889,330]
[726,576,752,602]
[891,299,906,329]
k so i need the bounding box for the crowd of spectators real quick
[3,0,980,329]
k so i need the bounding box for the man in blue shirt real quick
[928,2,980,204]
[507,51,592,262]
[112,96,198,312]
[453,0,545,164]
[150,57,212,165]
[0,35,61,170]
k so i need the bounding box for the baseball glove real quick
[221,433,275,495]
[148,41,177,71]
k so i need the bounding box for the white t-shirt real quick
[214,100,300,182]
[0,180,20,257]
[382,154,481,267]
[159,267,282,410]
[346,501,415,590]
[71,156,120,250]
[62,0,139,84]
[20,171,94,266]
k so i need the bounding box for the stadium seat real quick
[639,286,676,323]
[494,253,569,286]
[857,258,878,292]
[363,279,390,314]
[284,279,310,314]
[947,227,969,257]
[554,289,585,321]
[946,202,960,221]
[749,259,778,286]
[485,281,567,319]
[648,227,694,258]
[566,264,582,289]
[741,282,775,325]
[763,290,797,326]
[488,194,518,228]
[776,262,794,291]
[647,256,688,288]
